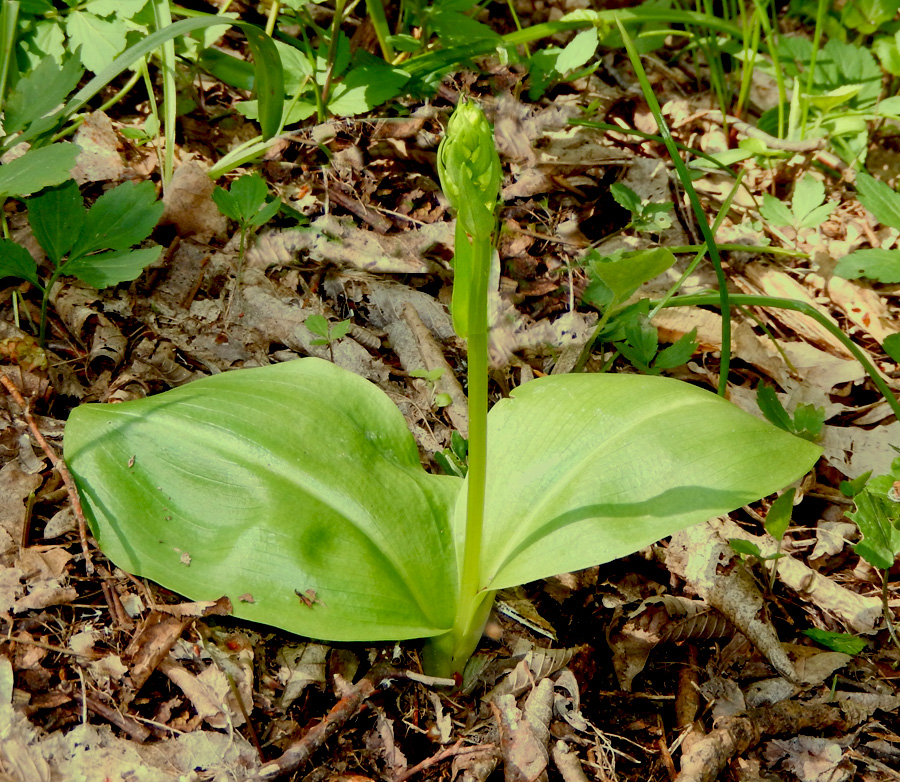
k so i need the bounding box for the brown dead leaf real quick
[0,462,42,562]
[493,692,549,782]
[71,111,128,184]
[668,520,797,683]
[160,160,227,242]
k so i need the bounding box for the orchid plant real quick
[63,101,820,677]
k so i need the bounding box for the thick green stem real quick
[461,234,490,614]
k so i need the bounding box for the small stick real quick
[395,741,490,782]
[254,676,377,780]
[0,374,93,573]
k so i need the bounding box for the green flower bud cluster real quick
[437,98,501,240]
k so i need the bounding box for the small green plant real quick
[610,182,674,234]
[64,100,819,677]
[0,179,163,345]
[410,368,452,408]
[840,459,900,651]
[434,430,468,478]
[304,314,351,361]
[759,174,836,236]
[802,628,867,655]
[757,384,825,442]
[729,488,795,592]
[834,171,900,283]
[212,172,282,311]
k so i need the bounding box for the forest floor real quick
[2,1,900,781]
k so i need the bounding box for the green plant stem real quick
[882,571,900,653]
[443,232,494,675]
[0,0,19,116]
[657,293,900,422]
[365,0,395,62]
[38,273,58,348]
[320,0,348,119]
[151,0,178,190]
[265,0,280,36]
[800,0,829,137]
[619,20,731,396]
[665,244,807,258]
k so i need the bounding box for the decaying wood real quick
[676,700,873,782]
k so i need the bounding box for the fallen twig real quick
[0,374,93,573]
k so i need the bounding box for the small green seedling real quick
[841,458,900,651]
[434,430,468,478]
[64,100,820,677]
[0,179,163,345]
[305,314,351,360]
[410,368,452,408]
[120,115,161,148]
[213,172,281,317]
[759,174,836,236]
[609,304,698,376]
[757,384,825,442]
[729,488,795,593]
[610,182,674,234]
[213,172,281,262]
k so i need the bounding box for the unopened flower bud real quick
[437,98,501,239]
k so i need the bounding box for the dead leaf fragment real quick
[160,160,227,242]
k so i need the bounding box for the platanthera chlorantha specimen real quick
[63,100,821,677]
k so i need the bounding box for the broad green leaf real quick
[610,182,641,214]
[327,58,411,117]
[3,55,83,136]
[850,482,900,570]
[792,404,825,440]
[89,0,147,17]
[883,333,900,362]
[841,0,900,34]
[759,194,795,228]
[798,204,836,230]
[69,181,163,258]
[65,11,128,73]
[874,33,900,76]
[305,314,330,338]
[211,186,241,222]
[61,17,284,140]
[855,172,900,233]
[64,358,461,641]
[803,628,867,655]
[792,175,826,222]
[876,95,900,116]
[756,383,792,432]
[464,373,821,590]
[587,247,675,307]
[653,328,697,370]
[729,538,763,558]
[834,249,900,283]
[229,174,268,220]
[556,27,599,73]
[764,488,795,541]
[62,246,162,288]
[0,238,41,287]
[27,179,86,265]
[0,144,79,199]
[330,319,351,340]
[248,197,281,227]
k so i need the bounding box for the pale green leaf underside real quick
[64,358,461,641]
[467,374,821,590]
